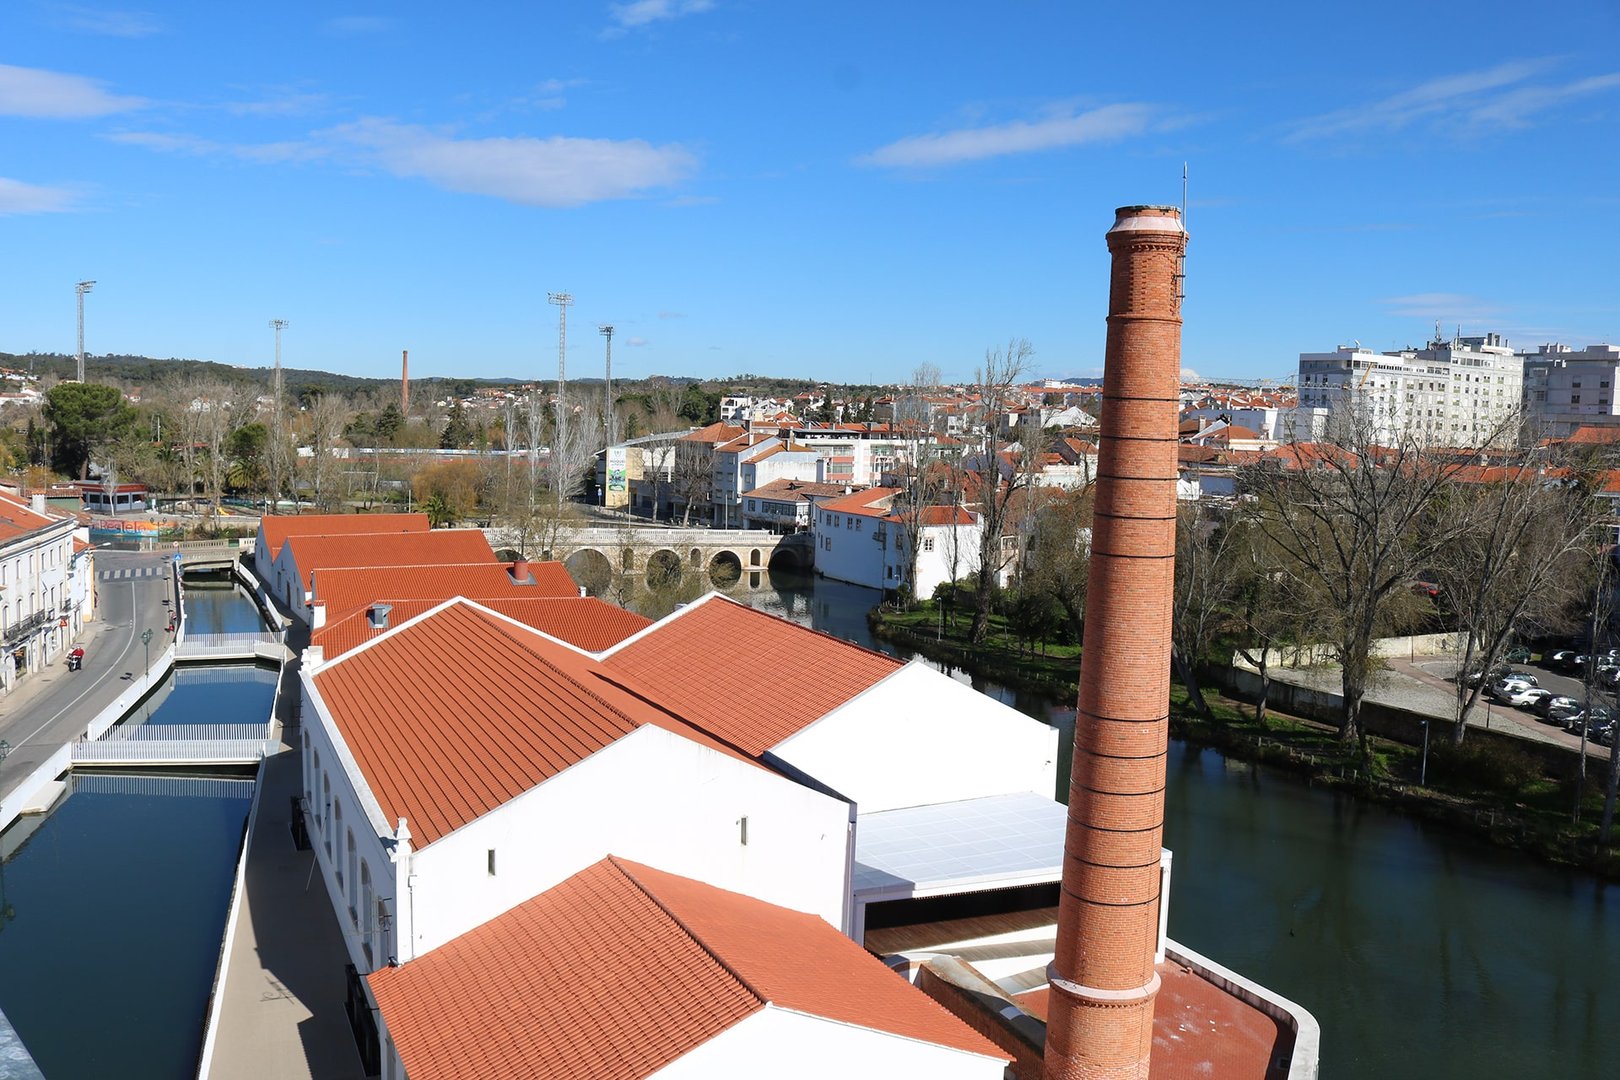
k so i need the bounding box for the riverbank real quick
[871,600,1620,881]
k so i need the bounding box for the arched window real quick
[331,795,341,869]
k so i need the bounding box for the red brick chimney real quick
[1044,205,1186,1080]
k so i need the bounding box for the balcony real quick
[1,608,55,648]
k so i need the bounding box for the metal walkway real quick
[70,723,275,767]
[176,632,286,663]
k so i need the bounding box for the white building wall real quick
[774,662,1060,812]
[813,507,885,590]
[404,725,850,959]
[652,1006,1004,1080]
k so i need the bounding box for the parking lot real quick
[1266,650,1613,760]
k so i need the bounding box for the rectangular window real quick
[855,519,862,532]
[1573,394,1582,404]
[488,849,497,876]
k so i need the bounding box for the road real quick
[0,550,176,805]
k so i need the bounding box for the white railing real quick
[98,723,269,742]
[72,737,273,764]
[186,633,281,647]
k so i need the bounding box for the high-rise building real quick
[1297,333,1522,447]
[1519,342,1620,438]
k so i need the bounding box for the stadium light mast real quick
[599,324,615,448]
[547,291,573,495]
[75,280,96,382]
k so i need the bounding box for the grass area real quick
[869,601,1080,697]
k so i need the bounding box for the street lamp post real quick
[141,628,154,720]
[1420,718,1431,787]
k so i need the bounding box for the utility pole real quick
[75,280,96,382]
[599,324,615,448]
[547,292,573,497]
[269,319,289,510]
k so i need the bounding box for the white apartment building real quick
[1520,342,1620,438]
[1297,334,1522,447]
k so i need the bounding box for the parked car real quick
[1563,705,1614,734]
[1461,665,1511,687]
[1504,645,1532,664]
[1537,694,1579,720]
[1547,649,1579,671]
[1505,687,1552,710]
[1410,581,1441,599]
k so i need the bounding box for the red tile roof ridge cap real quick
[447,596,608,661]
[313,594,470,671]
[586,665,766,763]
[609,857,770,1006]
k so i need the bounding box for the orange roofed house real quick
[267,528,497,622]
[298,591,1060,1075]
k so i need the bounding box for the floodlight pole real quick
[75,280,96,382]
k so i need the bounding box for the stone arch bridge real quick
[491,525,813,594]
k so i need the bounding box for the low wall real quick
[1164,938,1320,1080]
[1234,632,1465,672]
[1221,667,1599,773]
[194,755,268,1080]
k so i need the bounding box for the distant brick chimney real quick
[1044,205,1186,1080]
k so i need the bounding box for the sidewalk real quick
[205,609,364,1080]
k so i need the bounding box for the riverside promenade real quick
[201,604,364,1079]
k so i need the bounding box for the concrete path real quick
[207,615,364,1080]
[0,550,174,808]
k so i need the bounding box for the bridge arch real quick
[645,548,684,590]
[708,550,742,588]
[564,548,612,596]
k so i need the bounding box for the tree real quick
[226,422,269,493]
[440,402,473,450]
[43,382,135,479]
[303,391,350,511]
[413,459,484,524]
[891,364,948,603]
[967,338,1031,645]
[1239,407,1482,754]
[1430,456,1602,744]
[1172,502,1239,722]
[1025,487,1092,641]
[184,378,253,526]
[1224,515,1306,726]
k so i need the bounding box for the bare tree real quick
[1225,514,1309,726]
[967,338,1031,644]
[186,378,252,528]
[1172,502,1239,722]
[891,363,948,603]
[1240,404,1483,753]
[1431,454,1603,744]
[303,391,350,511]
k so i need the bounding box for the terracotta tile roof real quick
[368,857,1005,1080]
[282,530,495,590]
[740,478,851,503]
[600,594,902,755]
[816,487,900,518]
[313,595,650,658]
[0,489,61,542]
[258,512,428,559]
[311,560,577,622]
[677,421,747,445]
[1564,424,1620,446]
[313,600,754,845]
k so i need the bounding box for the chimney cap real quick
[1109,204,1186,236]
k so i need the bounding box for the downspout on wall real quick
[1044,205,1186,1080]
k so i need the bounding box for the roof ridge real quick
[610,858,769,1009]
[704,593,904,670]
[452,603,648,726]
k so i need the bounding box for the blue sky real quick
[2,1,1616,386]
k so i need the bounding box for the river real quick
[721,566,1620,1079]
[0,582,271,1080]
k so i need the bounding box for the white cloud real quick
[626,336,650,347]
[1180,367,1201,382]
[1380,292,1503,323]
[609,0,714,29]
[0,63,145,118]
[56,6,162,37]
[327,119,696,206]
[225,91,331,118]
[859,103,1158,168]
[1289,60,1620,140]
[657,311,685,319]
[0,177,78,214]
[106,130,326,164]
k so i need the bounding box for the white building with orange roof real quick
[305,558,579,630]
[365,857,1008,1080]
[269,529,497,618]
[0,489,87,693]
[253,512,429,582]
[299,598,854,973]
[708,432,821,528]
[811,487,982,596]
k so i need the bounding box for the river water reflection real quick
[721,565,1620,1078]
